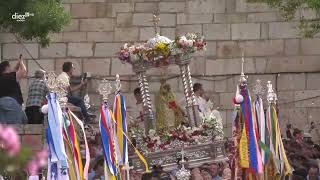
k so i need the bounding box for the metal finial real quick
[239,51,247,85]
[253,79,265,97]
[267,81,277,104]
[115,74,121,93]
[151,14,160,35]
[176,146,191,180]
[98,79,113,102]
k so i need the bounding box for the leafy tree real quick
[248,0,320,37]
[0,0,70,47]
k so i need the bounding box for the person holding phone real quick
[0,55,27,124]
[56,61,95,123]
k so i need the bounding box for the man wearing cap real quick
[25,70,48,124]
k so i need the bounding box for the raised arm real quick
[16,55,27,80]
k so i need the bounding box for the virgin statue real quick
[155,80,186,131]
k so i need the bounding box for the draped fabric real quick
[100,103,117,179]
[46,93,69,180]
[113,93,128,166]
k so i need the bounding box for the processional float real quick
[117,14,226,175]
[44,72,90,180]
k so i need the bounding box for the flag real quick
[100,104,117,180]
[240,87,263,174]
[46,92,69,180]
[113,92,128,165]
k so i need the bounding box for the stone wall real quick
[1,0,320,137]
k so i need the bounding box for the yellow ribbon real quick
[239,126,249,168]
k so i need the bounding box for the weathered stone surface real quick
[190,77,215,93]
[0,33,17,43]
[226,0,236,13]
[232,23,260,40]
[159,2,185,12]
[63,4,71,13]
[203,24,230,40]
[214,13,246,23]
[295,90,320,108]
[83,58,111,76]
[63,19,79,32]
[117,13,133,26]
[307,108,320,124]
[249,74,276,91]
[80,18,114,31]
[278,108,308,129]
[189,57,206,75]
[219,92,234,110]
[236,0,273,12]
[269,22,300,39]
[55,58,82,75]
[68,43,94,57]
[217,41,242,58]
[206,58,255,75]
[135,2,158,12]
[40,43,66,58]
[307,73,320,90]
[260,23,269,39]
[110,58,134,75]
[140,27,160,41]
[71,3,97,18]
[27,59,54,76]
[267,56,320,73]
[87,32,114,42]
[277,91,295,108]
[254,58,268,73]
[285,39,300,55]
[3,43,38,60]
[277,73,306,91]
[11,124,24,135]
[132,13,154,26]
[301,38,320,55]
[160,28,176,40]
[176,25,202,35]
[177,13,213,24]
[114,27,139,41]
[158,14,176,26]
[62,32,87,42]
[63,0,83,3]
[24,124,44,134]
[240,40,284,56]
[95,43,123,57]
[104,3,134,17]
[204,41,217,57]
[186,0,225,13]
[247,12,279,22]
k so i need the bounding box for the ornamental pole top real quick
[267,81,277,104]
[239,51,247,85]
[115,74,121,93]
[253,79,265,97]
[98,79,113,102]
[151,14,160,35]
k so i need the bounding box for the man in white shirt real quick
[193,83,214,116]
[57,62,95,123]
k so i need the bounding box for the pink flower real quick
[26,160,39,176]
[36,148,48,167]
[0,126,21,156]
[123,51,130,58]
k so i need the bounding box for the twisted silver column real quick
[179,63,200,127]
[138,71,154,132]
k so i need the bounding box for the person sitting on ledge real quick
[25,70,48,124]
[57,62,95,123]
[0,56,27,124]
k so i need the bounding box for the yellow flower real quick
[155,42,170,56]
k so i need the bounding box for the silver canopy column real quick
[177,56,200,127]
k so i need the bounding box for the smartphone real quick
[82,72,87,81]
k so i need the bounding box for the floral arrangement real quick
[118,33,206,65]
[129,113,223,154]
[0,124,48,179]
